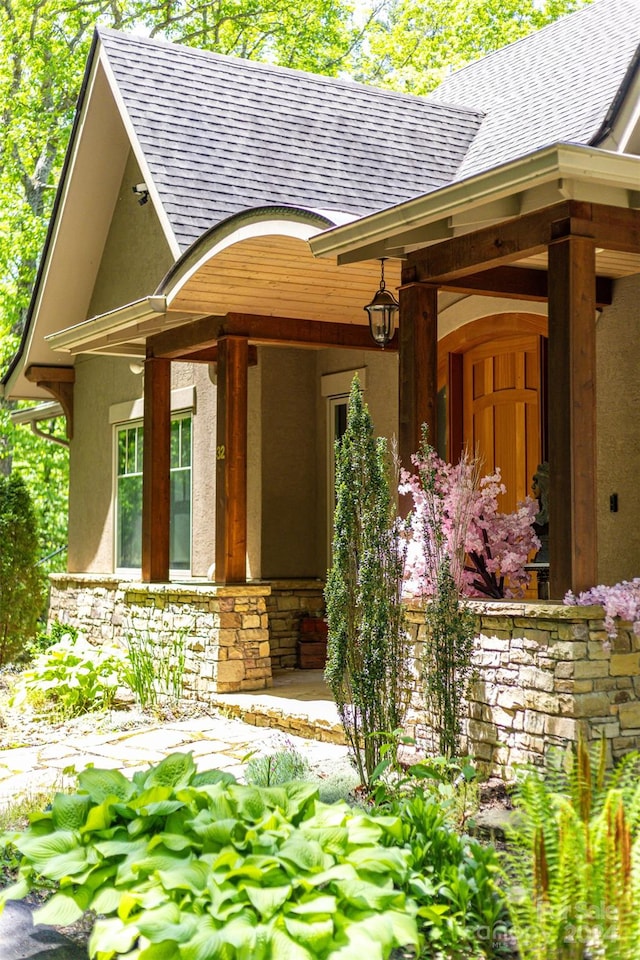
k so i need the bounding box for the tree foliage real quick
[0,472,45,664]
[324,376,410,786]
[354,0,590,93]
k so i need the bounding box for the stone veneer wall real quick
[405,600,640,777]
[48,575,272,695]
[266,580,325,669]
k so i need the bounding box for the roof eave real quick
[310,143,640,262]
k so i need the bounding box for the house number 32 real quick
[216,445,226,460]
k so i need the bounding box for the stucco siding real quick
[88,151,174,318]
[596,273,640,583]
[260,348,318,578]
[68,355,142,572]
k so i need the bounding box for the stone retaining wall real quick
[405,600,639,776]
[48,575,272,695]
[265,581,325,670]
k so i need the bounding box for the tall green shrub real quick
[0,473,44,664]
[324,375,410,787]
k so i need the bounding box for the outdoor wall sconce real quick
[364,258,399,347]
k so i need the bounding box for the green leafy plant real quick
[325,375,411,788]
[0,473,45,666]
[376,786,508,958]
[30,618,78,656]
[10,632,124,719]
[0,752,420,960]
[505,740,640,959]
[122,629,186,710]
[372,749,480,834]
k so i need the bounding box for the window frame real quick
[113,409,194,577]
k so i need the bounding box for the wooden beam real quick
[215,336,248,584]
[149,313,397,359]
[141,357,171,582]
[174,345,258,365]
[547,235,597,598]
[398,284,438,485]
[403,201,574,283]
[431,265,612,307]
[25,364,75,439]
[403,201,640,286]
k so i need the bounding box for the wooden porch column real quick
[547,235,597,597]
[142,356,171,582]
[215,336,248,583]
[398,283,438,474]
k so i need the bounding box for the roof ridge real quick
[97,27,485,119]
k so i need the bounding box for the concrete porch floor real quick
[209,669,345,744]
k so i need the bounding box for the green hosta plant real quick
[10,632,125,718]
[0,752,420,960]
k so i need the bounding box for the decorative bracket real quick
[24,365,75,440]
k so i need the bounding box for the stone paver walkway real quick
[0,671,349,807]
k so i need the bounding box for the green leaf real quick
[33,890,87,927]
[278,837,328,873]
[269,927,314,960]
[283,915,334,954]
[91,884,122,915]
[51,792,91,830]
[143,753,196,790]
[157,861,210,894]
[335,878,405,911]
[244,884,291,919]
[135,902,196,943]
[287,895,337,915]
[78,767,136,803]
[89,916,140,956]
[0,877,30,905]
[228,785,267,822]
[179,915,225,960]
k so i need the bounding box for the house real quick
[3,0,640,770]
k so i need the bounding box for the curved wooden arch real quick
[438,312,548,465]
[439,312,548,373]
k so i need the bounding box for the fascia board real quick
[99,47,181,261]
[46,296,168,352]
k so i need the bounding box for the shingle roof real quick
[99,29,483,252]
[430,0,640,180]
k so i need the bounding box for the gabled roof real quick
[99,28,483,252]
[430,0,640,179]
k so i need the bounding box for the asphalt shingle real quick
[430,0,640,180]
[99,30,483,251]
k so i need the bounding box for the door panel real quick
[462,334,541,513]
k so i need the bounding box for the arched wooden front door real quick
[440,314,548,513]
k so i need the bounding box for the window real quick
[115,414,192,571]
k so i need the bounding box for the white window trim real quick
[112,387,195,577]
[109,385,196,424]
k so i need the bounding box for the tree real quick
[354,0,590,93]
[0,472,45,664]
[324,376,410,786]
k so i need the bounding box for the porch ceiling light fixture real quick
[364,258,398,347]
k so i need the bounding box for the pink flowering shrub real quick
[400,448,540,600]
[564,579,640,638]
